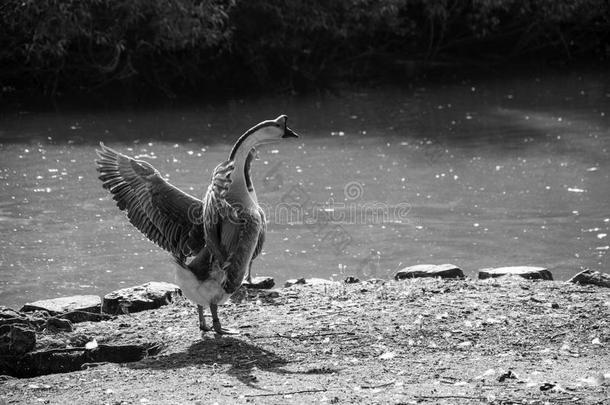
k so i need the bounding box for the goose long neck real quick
[227,134,258,207]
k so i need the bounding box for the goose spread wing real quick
[95,142,205,259]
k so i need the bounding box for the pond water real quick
[1,69,609,308]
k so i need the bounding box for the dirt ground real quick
[1,277,609,404]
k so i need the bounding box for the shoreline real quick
[1,276,609,404]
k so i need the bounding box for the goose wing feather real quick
[95,142,205,259]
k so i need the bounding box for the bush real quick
[0,0,608,97]
[0,0,233,95]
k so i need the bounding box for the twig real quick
[550,331,568,340]
[361,381,395,389]
[244,388,327,398]
[254,331,356,340]
[416,395,484,400]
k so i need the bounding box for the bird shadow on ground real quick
[128,335,300,387]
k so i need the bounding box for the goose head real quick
[226,115,299,206]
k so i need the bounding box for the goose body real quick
[96,115,298,333]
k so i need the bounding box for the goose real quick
[95,115,299,334]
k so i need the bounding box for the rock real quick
[284,278,337,287]
[45,318,73,333]
[394,264,464,280]
[344,276,360,284]
[568,269,610,288]
[58,311,114,323]
[478,266,553,280]
[0,325,36,355]
[243,276,275,289]
[498,370,518,382]
[21,295,101,315]
[0,342,162,378]
[0,307,23,319]
[102,282,182,315]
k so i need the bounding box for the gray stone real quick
[243,276,275,289]
[0,325,36,355]
[0,342,162,378]
[395,264,464,280]
[45,318,73,333]
[102,282,182,315]
[478,266,553,280]
[21,295,101,315]
[344,276,360,284]
[568,269,610,288]
[284,278,338,287]
[58,311,114,324]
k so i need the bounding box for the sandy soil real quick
[1,277,609,404]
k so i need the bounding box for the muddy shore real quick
[1,277,609,404]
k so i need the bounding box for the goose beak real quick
[283,126,299,138]
[275,115,299,139]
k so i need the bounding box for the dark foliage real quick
[0,0,608,97]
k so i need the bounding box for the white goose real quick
[96,115,299,334]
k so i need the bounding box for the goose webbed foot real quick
[212,320,240,335]
[210,303,239,335]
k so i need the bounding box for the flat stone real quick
[0,342,162,378]
[21,295,101,315]
[395,264,464,280]
[243,276,275,289]
[284,278,337,287]
[102,282,182,315]
[0,325,36,356]
[478,266,553,280]
[0,308,46,331]
[57,311,114,324]
[45,318,73,333]
[568,269,610,288]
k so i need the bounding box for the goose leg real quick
[198,305,212,332]
[210,303,239,335]
[246,261,253,284]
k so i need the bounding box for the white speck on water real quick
[270,149,279,154]
[473,223,480,227]
[187,150,194,155]
[586,167,599,172]
[596,246,609,250]
[598,234,607,239]
[572,210,579,215]
[567,187,585,193]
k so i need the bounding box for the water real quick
[1,69,609,308]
